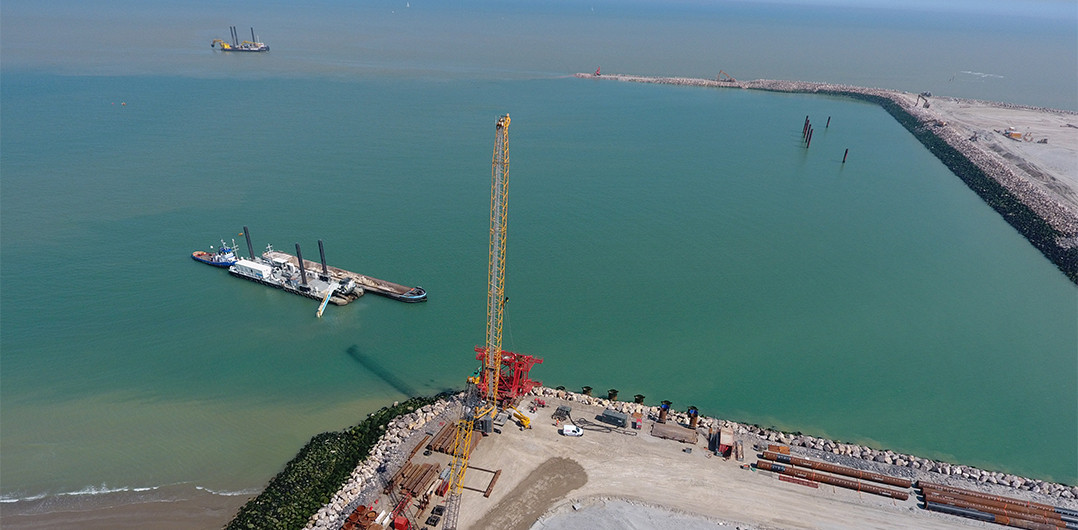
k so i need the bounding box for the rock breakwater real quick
[302,387,1074,530]
[225,395,444,530]
[537,385,1078,502]
[576,73,1078,283]
[303,397,459,530]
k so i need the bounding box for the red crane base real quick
[474,348,543,405]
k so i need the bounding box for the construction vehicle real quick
[389,491,413,530]
[717,70,737,83]
[511,408,531,429]
[915,92,931,108]
[442,115,543,530]
[211,26,269,52]
[1002,127,1033,141]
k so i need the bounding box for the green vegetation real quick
[226,394,444,530]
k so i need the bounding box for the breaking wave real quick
[0,483,161,503]
[960,70,1004,79]
[195,485,262,496]
[1,482,256,504]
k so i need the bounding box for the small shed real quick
[598,408,628,428]
[717,427,734,457]
[650,423,698,444]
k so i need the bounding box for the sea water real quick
[2,0,1075,514]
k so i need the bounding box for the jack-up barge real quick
[227,227,426,308]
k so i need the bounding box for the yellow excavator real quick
[210,39,234,51]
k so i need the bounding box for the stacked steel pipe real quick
[919,481,1078,530]
[761,451,912,488]
[755,460,909,500]
[340,504,378,530]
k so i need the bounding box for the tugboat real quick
[191,240,238,268]
[389,286,427,303]
[211,26,269,52]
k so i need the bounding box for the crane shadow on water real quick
[345,344,419,397]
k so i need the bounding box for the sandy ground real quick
[534,498,739,530]
[894,94,1078,213]
[1,491,249,530]
[450,396,1071,530]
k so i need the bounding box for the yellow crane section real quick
[443,114,511,530]
[483,113,511,406]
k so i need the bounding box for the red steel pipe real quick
[756,460,909,500]
[762,451,912,488]
[923,490,1065,528]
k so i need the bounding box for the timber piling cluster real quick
[802,115,815,148]
[576,72,1078,283]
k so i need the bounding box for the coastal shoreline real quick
[7,386,1073,529]
[6,74,1076,530]
[304,387,1076,530]
[574,72,1078,284]
[0,484,251,530]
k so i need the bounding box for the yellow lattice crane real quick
[482,114,511,409]
[443,114,511,530]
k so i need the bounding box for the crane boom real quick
[444,114,511,530]
[484,113,511,405]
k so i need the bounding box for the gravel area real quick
[534,498,744,530]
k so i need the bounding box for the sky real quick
[1,0,1075,108]
[664,0,1075,17]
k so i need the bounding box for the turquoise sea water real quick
[2,0,1076,514]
